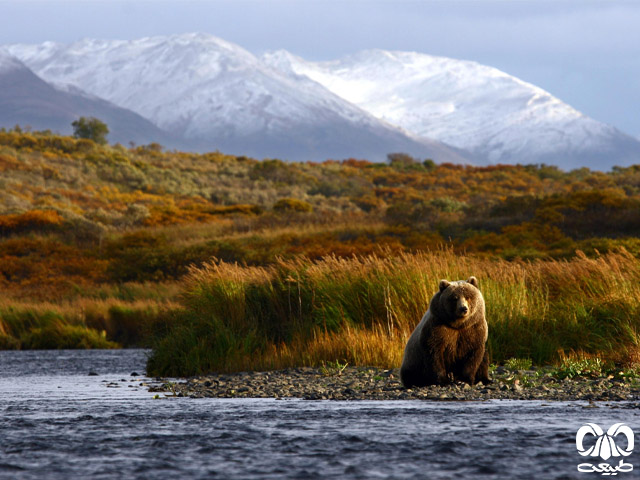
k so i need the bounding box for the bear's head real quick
[433,276,484,328]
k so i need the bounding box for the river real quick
[0,349,638,479]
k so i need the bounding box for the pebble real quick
[156,366,640,402]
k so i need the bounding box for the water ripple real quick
[1,350,640,479]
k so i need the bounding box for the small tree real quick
[423,158,436,170]
[71,117,109,145]
[387,152,418,167]
[386,152,427,171]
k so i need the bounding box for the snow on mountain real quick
[0,48,24,73]
[8,34,468,163]
[7,34,639,168]
[263,49,640,170]
[0,49,172,146]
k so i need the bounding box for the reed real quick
[0,297,180,349]
[147,248,640,376]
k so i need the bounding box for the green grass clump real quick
[0,300,177,350]
[20,324,118,349]
[504,358,533,371]
[551,357,606,379]
[320,360,349,376]
[0,308,118,349]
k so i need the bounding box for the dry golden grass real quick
[148,248,640,376]
[261,325,408,371]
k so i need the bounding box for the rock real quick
[152,365,640,403]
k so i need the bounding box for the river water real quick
[1,349,639,479]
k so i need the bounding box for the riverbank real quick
[156,365,640,402]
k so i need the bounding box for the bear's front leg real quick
[474,350,491,385]
[431,352,451,386]
[459,347,486,385]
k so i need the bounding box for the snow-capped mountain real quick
[0,49,172,146]
[7,34,468,163]
[263,49,640,169]
[0,49,23,73]
[6,34,640,168]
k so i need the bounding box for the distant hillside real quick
[264,49,640,170]
[2,129,640,261]
[0,50,175,147]
[7,35,469,163]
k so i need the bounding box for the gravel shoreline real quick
[153,366,640,402]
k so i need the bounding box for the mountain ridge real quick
[262,48,640,169]
[0,48,175,147]
[7,34,468,163]
[5,33,640,169]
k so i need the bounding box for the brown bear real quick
[400,276,490,388]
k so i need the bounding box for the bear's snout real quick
[456,298,470,317]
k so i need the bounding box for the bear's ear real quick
[439,279,450,292]
[467,276,479,288]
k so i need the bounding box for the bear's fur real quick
[400,276,490,388]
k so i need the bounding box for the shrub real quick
[387,152,422,170]
[72,117,109,145]
[249,159,305,184]
[104,231,213,282]
[0,210,64,236]
[352,195,384,213]
[273,198,313,213]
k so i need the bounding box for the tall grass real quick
[0,298,179,349]
[147,248,640,376]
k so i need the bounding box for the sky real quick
[2,0,639,138]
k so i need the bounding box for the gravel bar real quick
[152,366,640,402]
